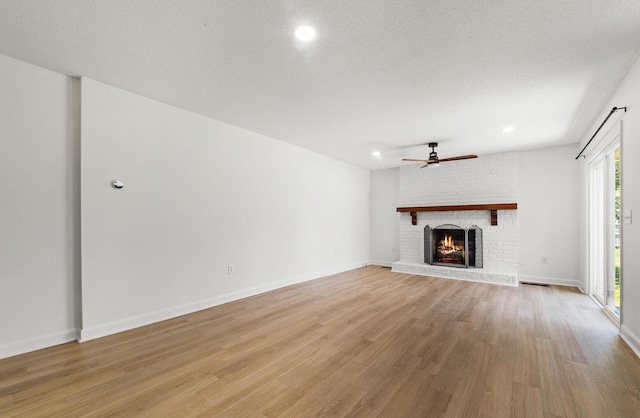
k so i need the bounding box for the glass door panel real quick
[589,143,621,317]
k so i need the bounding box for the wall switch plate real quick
[623,210,632,225]
[228,265,235,274]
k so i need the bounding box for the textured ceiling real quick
[1,0,639,170]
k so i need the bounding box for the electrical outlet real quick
[541,256,548,265]
[228,265,235,274]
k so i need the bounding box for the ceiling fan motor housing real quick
[427,142,439,161]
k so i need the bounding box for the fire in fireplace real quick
[435,230,465,265]
[424,224,482,268]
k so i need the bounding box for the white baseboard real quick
[80,262,367,342]
[620,324,640,360]
[0,329,78,360]
[518,274,585,293]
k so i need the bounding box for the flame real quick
[438,234,464,254]
[443,234,454,249]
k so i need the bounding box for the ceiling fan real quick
[402,142,478,168]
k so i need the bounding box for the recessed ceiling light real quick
[502,126,515,133]
[295,26,316,41]
[371,150,381,157]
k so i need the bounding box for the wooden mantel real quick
[396,203,518,226]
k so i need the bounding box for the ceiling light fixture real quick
[371,150,381,157]
[502,126,515,133]
[295,26,316,41]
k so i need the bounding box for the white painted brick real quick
[396,152,519,284]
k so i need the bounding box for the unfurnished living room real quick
[2,1,640,417]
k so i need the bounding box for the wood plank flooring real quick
[2,266,640,417]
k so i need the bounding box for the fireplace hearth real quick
[424,224,482,268]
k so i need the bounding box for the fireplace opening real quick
[424,224,482,268]
[434,229,465,265]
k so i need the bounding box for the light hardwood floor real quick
[2,266,640,417]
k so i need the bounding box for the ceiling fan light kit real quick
[402,142,477,168]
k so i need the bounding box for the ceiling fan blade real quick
[403,158,441,163]
[420,163,430,169]
[438,154,478,162]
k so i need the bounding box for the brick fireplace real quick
[392,152,519,286]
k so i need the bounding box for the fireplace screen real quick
[424,224,482,268]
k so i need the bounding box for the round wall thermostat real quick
[112,180,124,189]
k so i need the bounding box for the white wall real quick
[578,55,640,358]
[370,168,400,266]
[80,78,371,340]
[518,144,581,288]
[0,54,80,358]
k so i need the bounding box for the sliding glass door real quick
[589,142,621,316]
[611,147,621,313]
